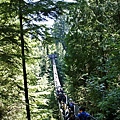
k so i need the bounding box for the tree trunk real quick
[19,0,31,120]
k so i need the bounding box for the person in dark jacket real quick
[56,87,63,96]
[77,106,90,120]
[67,98,75,113]
[56,87,64,103]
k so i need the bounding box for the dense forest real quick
[0,0,120,120]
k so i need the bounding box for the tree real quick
[63,0,120,119]
[0,0,67,119]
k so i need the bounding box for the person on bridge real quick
[67,98,75,114]
[77,106,90,120]
[56,87,66,104]
[56,87,63,96]
[65,108,76,120]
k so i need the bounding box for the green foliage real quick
[63,0,120,119]
[1,0,119,119]
[0,0,66,119]
[97,88,120,120]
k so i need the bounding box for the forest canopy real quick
[0,0,120,120]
